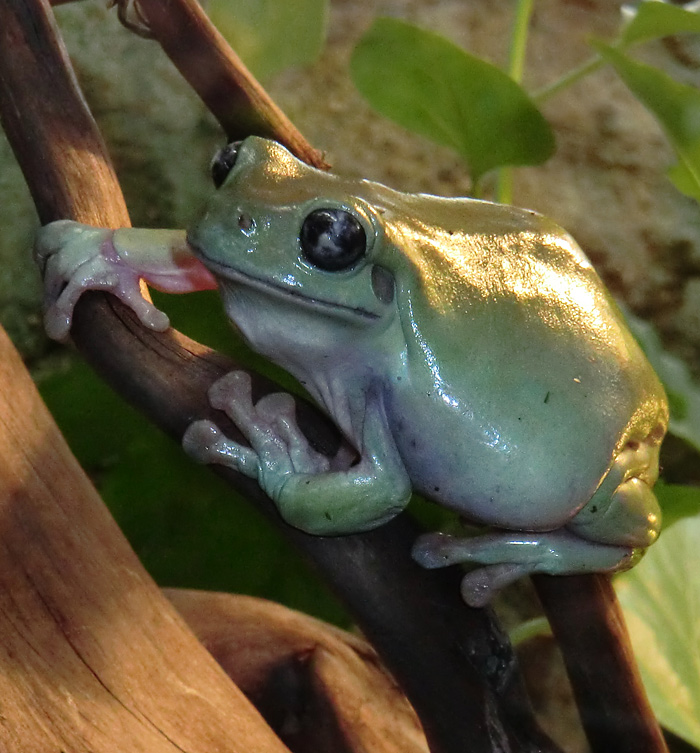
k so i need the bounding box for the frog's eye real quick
[300,208,367,272]
[211,142,242,188]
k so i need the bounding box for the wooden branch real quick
[167,589,430,753]
[533,574,668,753]
[0,0,127,227]
[131,0,329,169]
[0,324,292,753]
[0,1,557,752]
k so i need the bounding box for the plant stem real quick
[496,0,535,205]
[532,53,606,103]
[508,0,535,84]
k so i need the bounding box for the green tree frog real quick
[35,137,668,606]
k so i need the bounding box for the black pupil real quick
[211,142,241,188]
[300,208,367,272]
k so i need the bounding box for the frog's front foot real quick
[35,220,169,341]
[182,371,331,501]
[412,530,634,608]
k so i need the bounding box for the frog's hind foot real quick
[412,529,633,607]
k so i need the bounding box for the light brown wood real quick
[0,325,291,752]
[167,589,430,753]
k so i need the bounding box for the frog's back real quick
[375,194,666,529]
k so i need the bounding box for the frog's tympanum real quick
[36,137,668,606]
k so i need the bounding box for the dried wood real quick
[133,0,329,168]
[167,589,430,753]
[0,324,291,753]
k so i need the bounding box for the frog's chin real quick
[190,245,381,324]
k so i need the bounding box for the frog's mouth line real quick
[189,243,380,322]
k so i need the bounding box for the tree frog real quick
[35,137,668,606]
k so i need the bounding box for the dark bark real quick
[533,574,668,753]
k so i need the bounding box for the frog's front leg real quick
[413,530,633,608]
[183,372,412,535]
[35,220,216,341]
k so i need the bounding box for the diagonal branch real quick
[131,0,329,169]
[533,574,668,753]
[0,1,557,752]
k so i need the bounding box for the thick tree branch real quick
[533,574,668,753]
[0,2,554,752]
[131,0,329,168]
[0,325,293,753]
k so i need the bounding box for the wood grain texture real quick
[0,0,557,751]
[0,324,292,753]
[167,589,430,753]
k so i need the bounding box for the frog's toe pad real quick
[412,533,459,568]
[208,371,252,413]
[460,564,531,608]
[182,419,258,477]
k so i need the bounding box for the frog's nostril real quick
[627,421,666,449]
[646,422,666,446]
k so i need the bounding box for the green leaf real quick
[668,158,700,204]
[616,512,700,748]
[350,17,555,184]
[621,0,700,47]
[623,308,700,454]
[594,42,700,202]
[208,0,328,81]
[656,481,700,530]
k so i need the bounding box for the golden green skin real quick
[35,136,669,602]
[189,138,667,547]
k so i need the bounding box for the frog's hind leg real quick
[412,529,633,607]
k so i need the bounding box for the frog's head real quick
[187,137,405,370]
